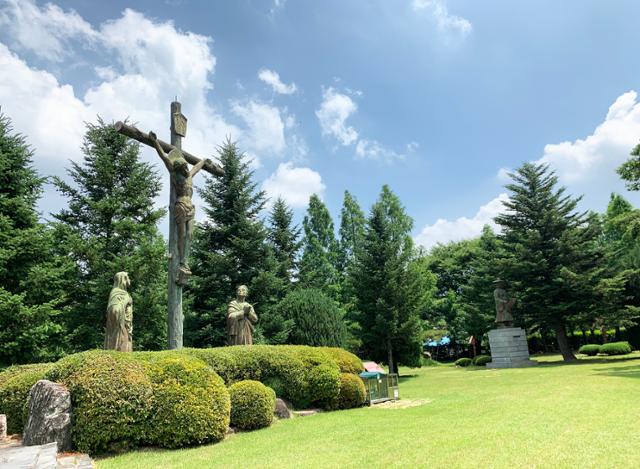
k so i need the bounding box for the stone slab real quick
[0,442,57,469]
[487,327,538,369]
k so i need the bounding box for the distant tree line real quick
[1,110,639,367]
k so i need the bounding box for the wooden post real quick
[168,101,183,350]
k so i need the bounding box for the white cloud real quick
[532,91,640,185]
[355,139,405,163]
[262,163,325,208]
[258,68,297,95]
[232,99,286,155]
[316,87,358,146]
[415,193,509,250]
[0,0,98,61]
[412,0,472,38]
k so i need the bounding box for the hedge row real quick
[0,345,364,453]
[578,341,633,356]
[182,345,363,408]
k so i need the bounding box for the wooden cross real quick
[115,101,224,350]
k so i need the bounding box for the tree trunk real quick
[553,320,576,361]
[387,338,395,374]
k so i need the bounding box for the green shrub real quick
[44,350,229,454]
[145,356,230,449]
[182,345,362,409]
[599,341,632,356]
[421,358,441,367]
[472,355,492,366]
[454,357,472,367]
[333,373,365,409]
[229,380,276,430]
[578,344,601,356]
[0,363,53,434]
[307,364,341,408]
[274,289,347,347]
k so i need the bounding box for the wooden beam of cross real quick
[114,102,224,350]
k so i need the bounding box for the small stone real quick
[23,380,72,452]
[274,398,292,419]
[293,409,320,417]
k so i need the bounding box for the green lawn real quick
[98,353,640,469]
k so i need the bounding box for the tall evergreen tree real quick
[53,118,167,352]
[337,191,366,275]
[617,142,640,191]
[337,191,367,350]
[298,194,340,296]
[495,163,599,361]
[187,140,278,346]
[352,185,424,371]
[267,197,301,287]
[0,112,69,365]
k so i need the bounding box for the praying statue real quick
[227,285,258,346]
[148,130,211,284]
[493,279,515,328]
[104,272,133,352]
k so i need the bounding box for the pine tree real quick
[495,163,599,361]
[0,112,69,365]
[298,194,340,296]
[617,142,640,191]
[337,191,366,275]
[187,140,276,347]
[53,118,167,352]
[267,197,301,287]
[352,185,424,371]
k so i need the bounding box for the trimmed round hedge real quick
[472,355,492,366]
[599,341,632,356]
[334,373,365,409]
[578,344,601,356]
[229,380,276,430]
[0,363,53,434]
[44,350,230,454]
[454,357,472,367]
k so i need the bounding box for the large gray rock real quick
[0,414,6,440]
[23,380,72,452]
[274,398,292,419]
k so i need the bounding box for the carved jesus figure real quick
[149,131,210,281]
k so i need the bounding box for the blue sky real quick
[2,0,640,248]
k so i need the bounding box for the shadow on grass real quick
[398,374,419,384]
[592,364,640,379]
[534,355,640,368]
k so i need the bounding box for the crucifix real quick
[115,101,224,349]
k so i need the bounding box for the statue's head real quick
[493,279,507,289]
[168,149,189,176]
[236,285,249,298]
[113,271,131,290]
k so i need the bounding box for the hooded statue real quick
[104,271,133,352]
[227,285,258,345]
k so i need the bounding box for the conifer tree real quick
[267,197,301,287]
[352,185,423,371]
[298,194,340,296]
[53,118,167,351]
[187,140,277,346]
[495,163,599,361]
[337,190,365,275]
[0,112,69,365]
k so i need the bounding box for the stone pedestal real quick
[487,327,538,368]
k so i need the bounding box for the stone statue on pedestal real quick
[493,279,515,328]
[104,272,133,352]
[227,285,258,345]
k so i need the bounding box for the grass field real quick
[98,353,640,469]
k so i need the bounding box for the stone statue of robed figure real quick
[493,278,515,328]
[104,271,133,352]
[227,285,258,345]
